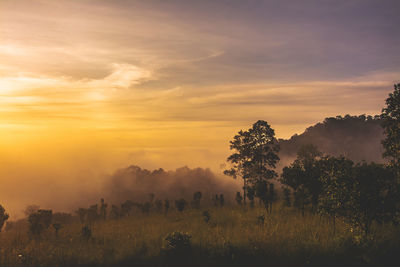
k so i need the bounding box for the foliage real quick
[281,144,323,212]
[24,205,40,217]
[317,156,355,233]
[155,199,163,212]
[278,114,383,163]
[175,199,187,212]
[202,210,211,223]
[0,204,9,232]
[164,231,192,253]
[28,210,53,237]
[219,194,225,207]
[81,225,92,241]
[3,205,400,267]
[164,199,170,214]
[52,223,62,237]
[224,120,280,205]
[282,187,291,207]
[100,198,107,220]
[381,83,400,170]
[235,192,243,205]
[191,191,202,209]
[350,162,398,234]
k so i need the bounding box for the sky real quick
[0,0,400,216]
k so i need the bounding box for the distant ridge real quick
[278,115,384,164]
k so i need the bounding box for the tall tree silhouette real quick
[0,205,9,232]
[281,144,323,212]
[224,120,280,205]
[381,83,400,172]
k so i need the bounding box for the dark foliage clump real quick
[0,204,9,232]
[155,199,163,213]
[175,199,187,212]
[52,223,62,237]
[28,209,53,237]
[283,187,291,207]
[164,199,170,215]
[202,210,211,223]
[191,191,202,209]
[164,231,192,256]
[235,192,243,206]
[81,225,92,241]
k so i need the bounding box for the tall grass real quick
[1,204,400,266]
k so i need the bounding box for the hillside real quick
[278,115,384,164]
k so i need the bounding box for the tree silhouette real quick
[175,199,187,212]
[28,209,53,237]
[317,156,354,235]
[191,191,202,209]
[24,205,40,217]
[282,187,291,207]
[281,144,323,212]
[381,83,400,172]
[100,198,108,220]
[351,162,397,234]
[164,199,170,215]
[235,192,243,206]
[0,204,9,232]
[224,120,280,205]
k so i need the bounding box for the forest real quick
[0,83,399,267]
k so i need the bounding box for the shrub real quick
[52,223,63,237]
[81,225,92,241]
[202,210,211,223]
[28,209,52,237]
[175,199,187,212]
[164,231,192,253]
[0,204,9,232]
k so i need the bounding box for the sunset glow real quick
[0,0,399,216]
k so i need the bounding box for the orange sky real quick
[0,0,399,217]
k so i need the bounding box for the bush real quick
[0,204,9,232]
[202,210,211,223]
[81,225,92,241]
[175,199,187,212]
[164,231,192,253]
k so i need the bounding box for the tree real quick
[351,162,398,234]
[155,199,163,212]
[224,120,280,205]
[28,209,53,237]
[110,205,121,219]
[381,83,400,172]
[175,199,187,212]
[191,191,202,209]
[254,180,277,213]
[281,144,323,212]
[164,199,170,215]
[100,198,107,220]
[0,205,9,232]
[282,187,291,207]
[24,205,40,217]
[76,208,87,224]
[219,194,225,207]
[317,156,354,235]
[235,192,243,206]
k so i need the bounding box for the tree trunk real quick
[243,179,247,206]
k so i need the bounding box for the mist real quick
[102,165,240,205]
[0,115,385,220]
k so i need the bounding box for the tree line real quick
[0,83,399,238]
[224,83,400,235]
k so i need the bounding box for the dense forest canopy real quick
[278,115,383,164]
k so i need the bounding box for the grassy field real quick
[1,204,400,267]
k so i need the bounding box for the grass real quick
[1,203,400,266]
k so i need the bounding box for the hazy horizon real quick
[1,0,399,218]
